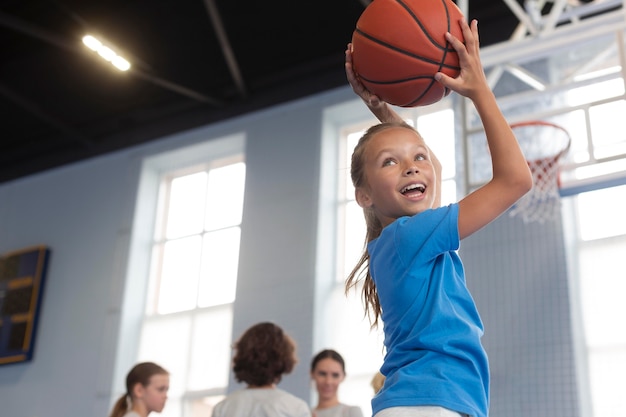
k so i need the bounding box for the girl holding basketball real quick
[344,18,532,417]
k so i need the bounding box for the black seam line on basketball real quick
[394,0,455,75]
[354,29,460,71]
[395,0,455,53]
[407,86,451,107]
[359,74,437,84]
[439,0,453,75]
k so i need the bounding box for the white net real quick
[508,121,571,223]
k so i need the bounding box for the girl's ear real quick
[131,382,145,399]
[355,187,373,208]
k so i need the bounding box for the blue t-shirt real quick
[369,204,489,417]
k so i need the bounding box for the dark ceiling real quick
[0,0,522,184]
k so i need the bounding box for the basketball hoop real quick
[508,120,571,223]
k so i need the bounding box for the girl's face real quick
[137,373,170,413]
[311,357,345,402]
[356,127,437,227]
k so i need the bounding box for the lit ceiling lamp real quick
[82,35,131,71]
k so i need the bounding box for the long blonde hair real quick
[345,121,416,328]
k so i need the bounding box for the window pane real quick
[204,162,246,230]
[553,110,589,164]
[574,184,626,417]
[566,78,624,107]
[577,185,626,240]
[588,350,626,417]
[166,172,207,239]
[589,100,626,159]
[417,109,456,180]
[578,238,626,346]
[441,179,457,206]
[159,236,202,314]
[198,227,241,307]
[187,307,233,390]
[138,315,192,397]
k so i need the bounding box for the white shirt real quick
[212,387,311,417]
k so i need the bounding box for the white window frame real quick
[113,133,245,417]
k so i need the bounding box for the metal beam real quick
[203,0,247,97]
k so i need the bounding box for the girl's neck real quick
[247,383,276,389]
[316,397,340,410]
[131,402,149,417]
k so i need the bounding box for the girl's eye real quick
[382,158,396,167]
[415,154,426,161]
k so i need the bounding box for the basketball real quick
[351,0,465,107]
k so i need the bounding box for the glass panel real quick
[198,227,241,307]
[204,162,246,231]
[468,130,490,185]
[440,179,456,206]
[574,184,626,417]
[159,236,202,314]
[417,109,456,180]
[579,237,626,346]
[571,158,626,181]
[588,350,626,417]
[166,172,207,239]
[589,100,626,159]
[566,78,624,107]
[577,185,626,241]
[138,315,192,397]
[187,307,233,390]
[549,110,588,165]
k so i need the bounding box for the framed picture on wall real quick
[0,246,51,365]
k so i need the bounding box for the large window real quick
[563,185,626,417]
[131,149,246,417]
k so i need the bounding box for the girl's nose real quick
[405,164,419,175]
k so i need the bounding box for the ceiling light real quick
[82,35,131,72]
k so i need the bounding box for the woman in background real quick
[310,349,364,417]
[108,361,170,417]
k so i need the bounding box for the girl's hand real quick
[345,43,405,123]
[434,19,490,101]
[345,43,385,109]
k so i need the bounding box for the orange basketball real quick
[351,0,464,107]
